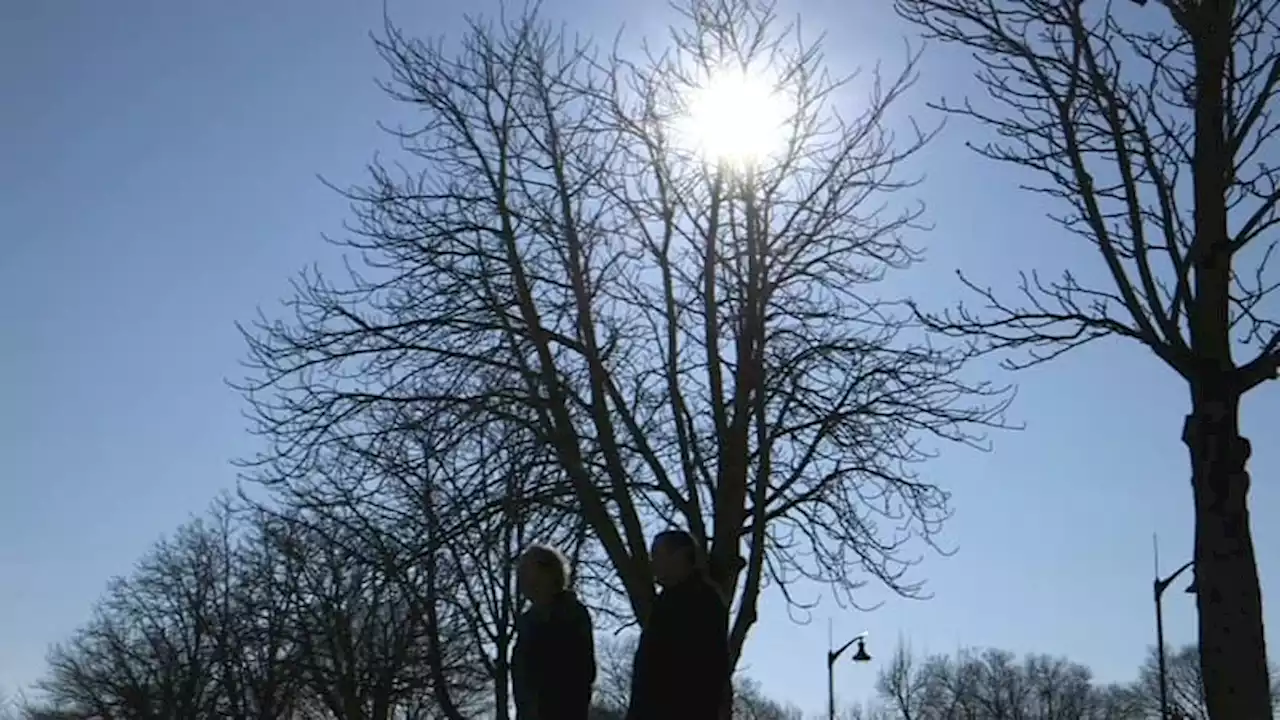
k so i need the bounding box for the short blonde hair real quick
[521,544,569,590]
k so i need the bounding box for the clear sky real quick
[2,0,1277,715]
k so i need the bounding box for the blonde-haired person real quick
[510,544,596,720]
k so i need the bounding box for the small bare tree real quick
[265,509,452,720]
[239,1,1007,706]
[734,678,805,720]
[39,514,236,718]
[592,634,639,715]
[1129,643,1280,720]
[892,0,1279,715]
[876,644,1138,720]
[876,644,928,720]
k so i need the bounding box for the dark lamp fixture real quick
[851,638,871,662]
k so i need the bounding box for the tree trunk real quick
[718,680,734,720]
[494,654,510,720]
[1183,391,1273,720]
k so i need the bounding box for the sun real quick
[675,67,790,168]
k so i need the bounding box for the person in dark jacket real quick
[626,529,730,720]
[510,544,597,720]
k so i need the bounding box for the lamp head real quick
[851,637,871,663]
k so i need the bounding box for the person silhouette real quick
[626,529,730,720]
[510,544,597,720]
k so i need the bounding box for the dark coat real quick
[511,590,597,720]
[626,575,730,720]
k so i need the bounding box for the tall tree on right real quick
[893,0,1278,717]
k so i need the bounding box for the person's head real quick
[650,529,700,588]
[517,544,569,605]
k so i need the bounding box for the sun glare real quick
[676,68,790,167]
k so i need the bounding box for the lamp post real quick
[826,629,871,720]
[1153,535,1196,720]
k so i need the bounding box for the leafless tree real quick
[592,634,639,715]
[213,506,306,720]
[37,514,239,719]
[1127,643,1280,720]
[405,418,596,720]
[593,633,803,718]
[238,3,1008,707]
[264,509,459,720]
[1086,684,1146,720]
[734,677,806,720]
[875,644,1139,720]
[891,0,1280,715]
[28,499,481,720]
[249,397,601,719]
[876,644,927,720]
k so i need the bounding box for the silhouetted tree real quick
[734,677,805,720]
[38,511,238,718]
[892,0,1280,715]
[29,499,482,720]
[237,1,1008,703]
[1127,643,1280,720]
[264,511,450,720]
[592,634,639,715]
[247,401,600,719]
[212,507,305,720]
[875,644,1139,720]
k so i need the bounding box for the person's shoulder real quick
[515,606,539,635]
[667,576,723,606]
[555,591,592,624]
[693,577,729,611]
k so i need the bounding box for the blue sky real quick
[1,0,1276,715]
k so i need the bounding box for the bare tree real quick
[238,2,1007,706]
[249,397,600,719]
[1132,645,1211,720]
[734,677,805,720]
[875,644,1133,720]
[213,506,306,720]
[38,513,237,719]
[593,633,802,718]
[876,644,932,720]
[410,420,591,720]
[265,510,450,720]
[29,498,483,720]
[1091,684,1146,720]
[1128,644,1280,720]
[891,0,1280,715]
[592,634,639,715]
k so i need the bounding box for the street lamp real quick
[827,630,871,720]
[1153,535,1196,720]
